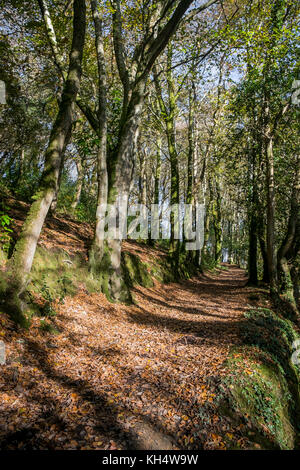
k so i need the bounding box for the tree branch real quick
[183,0,219,23]
[37,0,66,80]
[76,97,99,133]
[143,0,195,75]
[90,0,107,129]
[38,0,100,132]
[111,0,130,91]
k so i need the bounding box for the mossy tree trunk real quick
[71,155,84,214]
[88,0,206,301]
[49,125,72,215]
[147,135,161,246]
[99,78,147,302]
[265,133,277,294]
[212,178,222,266]
[88,0,109,281]
[256,136,269,284]
[261,0,291,296]
[186,79,199,266]
[248,216,258,283]
[277,155,300,314]
[200,58,224,269]
[227,220,234,264]
[186,82,195,209]
[248,147,258,285]
[258,217,270,284]
[291,265,300,312]
[0,0,86,325]
[202,184,211,258]
[138,144,147,207]
[154,43,180,272]
[154,137,162,208]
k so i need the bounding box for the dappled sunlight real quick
[0,265,254,450]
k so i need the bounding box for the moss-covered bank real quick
[0,246,101,326]
[1,239,202,326]
[219,308,300,449]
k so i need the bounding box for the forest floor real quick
[0,197,269,450]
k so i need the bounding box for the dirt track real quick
[0,264,259,450]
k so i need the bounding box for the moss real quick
[9,192,51,275]
[39,319,60,334]
[89,242,132,304]
[0,271,31,328]
[30,247,100,302]
[224,348,295,449]
[177,250,199,279]
[220,308,300,449]
[241,309,300,412]
[4,240,207,325]
[0,194,57,327]
[200,252,218,272]
[147,249,199,284]
[0,245,102,324]
[150,257,175,283]
[122,252,154,288]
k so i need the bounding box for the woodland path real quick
[0,264,260,450]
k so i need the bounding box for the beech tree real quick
[0,0,86,324]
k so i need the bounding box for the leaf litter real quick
[0,261,257,450]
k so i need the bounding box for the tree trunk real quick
[71,156,84,213]
[186,83,195,207]
[88,0,109,283]
[95,80,147,302]
[212,179,222,266]
[154,137,161,207]
[88,0,206,301]
[248,147,258,285]
[148,137,161,246]
[277,155,300,313]
[248,216,258,284]
[154,43,180,270]
[0,0,86,325]
[227,220,233,264]
[266,135,277,293]
[186,81,198,266]
[167,116,180,258]
[138,145,147,207]
[258,233,270,283]
[291,265,300,312]
[19,148,25,181]
[50,125,72,215]
[166,46,180,267]
[202,182,211,259]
